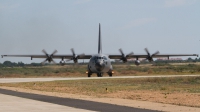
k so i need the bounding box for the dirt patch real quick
[103,90,200,107]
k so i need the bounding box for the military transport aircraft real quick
[1,24,198,77]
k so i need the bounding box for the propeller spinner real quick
[41,49,57,64]
[66,48,85,63]
[119,48,134,63]
[144,48,159,62]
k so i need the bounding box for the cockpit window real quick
[93,56,97,60]
[94,57,106,59]
[97,57,103,59]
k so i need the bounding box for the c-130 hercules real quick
[2,24,198,77]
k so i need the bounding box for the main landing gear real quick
[86,70,92,77]
[108,73,112,77]
[107,70,114,77]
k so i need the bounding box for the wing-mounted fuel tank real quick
[60,60,65,66]
[135,60,140,66]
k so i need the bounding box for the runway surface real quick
[0,88,158,112]
[0,92,94,112]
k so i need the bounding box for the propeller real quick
[144,48,159,62]
[41,49,57,64]
[66,48,85,63]
[119,48,134,63]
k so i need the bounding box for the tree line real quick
[0,61,41,67]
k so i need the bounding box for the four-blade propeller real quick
[144,48,159,62]
[66,48,85,63]
[41,49,57,64]
[119,48,134,63]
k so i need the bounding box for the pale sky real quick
[0,0,200,63]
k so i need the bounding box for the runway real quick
[0,88,158,112]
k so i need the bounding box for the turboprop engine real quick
[118,48,134,63]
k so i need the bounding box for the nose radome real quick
[95,61,105,71]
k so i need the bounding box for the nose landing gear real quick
[86,70,92,77]
[97,73,103,77]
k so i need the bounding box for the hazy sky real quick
[0,0,200,63]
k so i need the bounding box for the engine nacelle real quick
[121,57,127,63]
[122,59,127,63]
[60,60,65,66]
[135,60,140,66]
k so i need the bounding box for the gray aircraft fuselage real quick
[88,54,113,76]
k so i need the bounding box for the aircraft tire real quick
[88,73,91,77]
[97,73,102,77]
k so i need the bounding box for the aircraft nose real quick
[95,61,105,71]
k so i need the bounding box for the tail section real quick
[98,23,102,54]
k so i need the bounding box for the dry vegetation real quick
[0,63,200,77]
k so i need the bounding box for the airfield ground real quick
[0,76,200,112]
[0,64,200,111]
[1,76,200,108]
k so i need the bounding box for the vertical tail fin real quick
[98,23,102,54]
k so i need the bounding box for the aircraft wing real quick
[1,54,92,59]
[1,55,47,59]
[148,54,198,58]
[52,54,92,59]
[108,54,198,59]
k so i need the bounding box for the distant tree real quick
[3,61,13,67]
[18,61,25,67]
[12,62,18,66]
[30,63,41,66]
[187,57,193,62]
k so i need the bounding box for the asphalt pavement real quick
[0,88,159,112]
